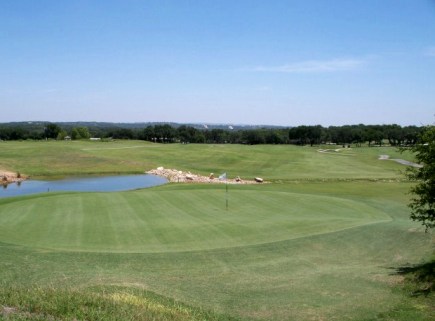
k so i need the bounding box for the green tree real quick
[57,130,68,140]
[153,124,175,143]
[242,129,265,145]
[71,127,91,140]
[403,126,435,231]
[307,125,322,146]
[205,129,228,144]
[44,123,62,139]
[140,126,155,141]
[177,125,199,143]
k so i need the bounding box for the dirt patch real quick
[1,306,52,320]
[1,306,18,316]
[147,167,264,184]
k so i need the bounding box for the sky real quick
[1,0,434,126]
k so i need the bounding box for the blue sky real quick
[1,0,434,126]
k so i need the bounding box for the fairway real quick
[0,185,390,252]
[0,140,415,180]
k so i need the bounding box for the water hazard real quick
[0,174,167,198]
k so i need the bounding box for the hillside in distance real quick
[0,121,287,131]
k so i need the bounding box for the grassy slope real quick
[0,140,415,179]
[0,141,433,321]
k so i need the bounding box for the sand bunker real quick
[378,155,422,168]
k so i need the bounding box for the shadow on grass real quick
[391,259,435,297]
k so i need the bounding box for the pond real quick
[0,174,168,198]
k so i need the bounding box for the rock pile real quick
[146,167,262,184]
[1,170,27,185]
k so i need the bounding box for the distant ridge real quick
[0,121,288,130]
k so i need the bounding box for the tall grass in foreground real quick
[0,285,238,321]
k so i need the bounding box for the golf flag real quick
[219,173,227,180]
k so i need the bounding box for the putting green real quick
[0,186,391,252]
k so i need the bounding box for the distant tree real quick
[44,123,62,139]
[264,129,284,144]
[242,129,265,145]
[57,130,68,140]
[177,125,198,143]
[403,126,435,231]
[71,127,91,140]
[289,126,308,145]
[403,126,421,146]
[227,130,242,144]
[5,127,26,140]
[289,125,323,146]
[307,125,322,146]
[350,127,364,147]
[385,124,404,146]
[109,128,135,140]
[336,126,353,145]
[205,129,226,144]
[153,125,175,143]
[365,127,383,147]
[193,130,206,143]
[139,126,156,141]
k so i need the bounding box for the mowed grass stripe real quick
[0,186,391,253]
[133,190,237,249]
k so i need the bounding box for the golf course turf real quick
[0,140,433,321]
[0,186,391,253]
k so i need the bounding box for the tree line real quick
[0,122,423,146]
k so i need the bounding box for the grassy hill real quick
[0,140,414,180]
[0,141,433,321]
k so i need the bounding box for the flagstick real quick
[225,179,228,210]
[219,173,228,210]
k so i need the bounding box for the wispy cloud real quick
[251,58,366,73]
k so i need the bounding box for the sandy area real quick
[147,167,264,184]
[378,155,423,168]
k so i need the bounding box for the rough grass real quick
[0,285,238,321]
[0,141,433,320]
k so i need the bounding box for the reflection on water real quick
[0,174,167,198]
